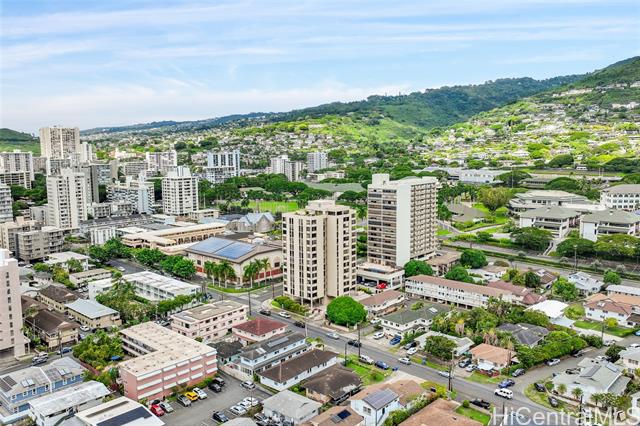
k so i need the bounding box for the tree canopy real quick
[460,249,488,269]
[326,296,366,326]
[404,260,434,278]
[512,227,552,251]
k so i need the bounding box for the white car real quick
[465,364,476,372]
[629,343,640,349]
[359,355,374,364]
[595,355,607,362]
[372,331,385,339]
[240,397,259,408]
[370,318,381,325]
[278,312,291,319]
[494,388,513,399]
[604,340,615,347]
[80,325,90,332]
[398,357,411,365]
[229,405,247,416]
[117,267,126,272]
[327,332,340,340]
[407,347,418,355]
[193,387,207,399]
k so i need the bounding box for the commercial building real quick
[74,396,165,426]
[0,184,13,224]
[307,151,328,173]
[205,150,241,183]
[518,206,580,238]
[258,349,338,391]
[146,150,177,172]
[161,166,199,215]
[509,190,604,214]
[0,249,25,358]
[0,150,34,181]
[282,200,357,306]
[580,209,640,241]
[601,184,640,211]
[232,318,288,344]
[121,271,200,301]
[187,235,283,285]
[367,173,439,268]
[14,227,65,261]
[118,322,218,401]
[170,300,248,341]
[121,222,226,249]
[0,357,85,416]
[107,176,155,214]
[64,299,121,329]
[404,275,514,308]
[28,381,110,426]
[46,169,89,230]
[39,127,80,160]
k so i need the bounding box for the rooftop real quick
[171,300,245,322]
[241,332,306,361]
[362,388,399,410]
[381,304,446,325]
[607,285,640,297]
[119,322,217,376]
[186,235,280,263]
[233,317,288,337]
[603,184,640,194]
[359,290,404,307]
[351,379,424,407]
[402,399,482,426]
[262,390,322,420]
[470,343,515,366]
[302,365,361,400]
[123,271,199,293]
[496,323,549,346]
[407,275,512,297]
[28,381,110,416]
[307,406,363,426]
[582,209,640,224]
[45,251,90,263]
[526,300,568,318]
[38,285,80,304]
[65,299,119,319]
[519,206,580,219]
[75,396,164,426]
[0,357,84,396]
[259,349,337,383]
[69,268,111,279]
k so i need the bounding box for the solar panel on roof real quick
[96,406,151,426]
[194,238,234,253]
[0,378,11,392]
[337,410,351,420]
[216,242,254,259]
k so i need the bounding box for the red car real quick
[376,283,387,289]
[150,404,165,417]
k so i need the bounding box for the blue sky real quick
[2,0,639,133]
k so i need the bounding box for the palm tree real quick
[572,387,583,401]
[218,261,235,288]
[557,384,567,396]
[590,393,602,408]
[203,261,219,293]
[243,261,260,316]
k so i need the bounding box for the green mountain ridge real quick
[0,128,40,154]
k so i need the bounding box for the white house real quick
[518,206,580,238]
[416,331,474,357]
[567,272,603,296]
[262,390,321,425]
[619,347,640,371]
[552,358,630,401]
[28,381,110,426]
[350,388,401,426]
[580,209,640,242]
[258,349,338,391]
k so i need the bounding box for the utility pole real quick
[357,323,361,358]
[447,349,453,393]
[248,285,252,316]
[574,244,578,272]
[344,342,348,366]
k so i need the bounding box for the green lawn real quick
[523,384,578,415]
[344,356,391,385]
[411,357,448,371]
[573,320,635,337]
[467,372,506,385]
[248,200,298,213]
[437,228,452,236]
[456,406,492,426]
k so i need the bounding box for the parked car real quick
[635,330,640,337]
[31,357,47,366]
[80,325,91,332]
[438,370,452,378]
[604,340,615,347]
[389,336,401,345]
[565,368,580,375]
[595,355,607,362]
[241,397,260,408]
[494,388,513,399]
[407,347,418,355]
[359,355,374,364]
[375,361,389,370]
[511,368,525,377]
[241,380,256,390]
[398,357,411,365]
[498,379,515,388]
[534,383,546,392]
[347,339,361,347]
[376,283,387,290]
[372,331,385,339]
[546,358,560,366]
[254,413,269,423]
[159,402,174,413]
[193,387,207,399]
[56,346,72,355]
[150,404,165,417]
[403,341,418,350]
[177,395,191,407]
[327,332,340,340]
[370,318,381,325]
[212,411,229,422]
[465,364,476,372]
[458,359,471,368]
[184,391,199,401]
[259,309,271,316]
[629,343,640,349]
[229,405,247,416]
[278,312,291,319]
[471,399,491,410]
[572,350,585,357]
[212,377,225,387]
[548,396,560,408]
[294,321,305,328]
[208,383,222,393]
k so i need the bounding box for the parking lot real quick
[161,373,272,426]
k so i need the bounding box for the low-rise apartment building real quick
[44,252,90,271]
[231,332,308,379]
[359,290,405,317]
[15,227,65,261]
[601,184,640,211]
[121,271,200,301]
[607,284,640,298]
[64,299,122,329]
[404,275,514,308]
[232,318,288,344]
[170,300,247,341]
[584,293,640,327]
[119,322,218,401]
[69,268,112,287]
[580,209,640,241]
[22,296,79,349]
[518,206,580,238]
[36,285,80,313]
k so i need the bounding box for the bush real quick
[583,334,604,348]
[462,400,470,408]
[273,296,309,315]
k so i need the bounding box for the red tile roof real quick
[233,317,287,336]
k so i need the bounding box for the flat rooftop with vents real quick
[75,396,165,426]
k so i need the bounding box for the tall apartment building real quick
[15,227,65,261]
[46,169,89,230]
[161,166,198,215]
[367,173,439,268]
[107,176,154,214]
[39,127,80,160]
[0,150,34,181]
[282,200,356,306]
[0,184,13,224]
[0,171,31,189]
[146,150,177,172]
[0,217,39,255]
[270,155,304,181]
[307,151,328,173]
[204,150,241,183]
[0,248,25,358]
[79,142,94,163]
[121,161,148,177]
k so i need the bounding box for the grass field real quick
[344,356,391,385]
[248,200,298,213]
[573,320,635,337]
[467,372,506,385]
[455,406,492,425]
[437,228,452,236]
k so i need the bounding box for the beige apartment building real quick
[15,226,65,261]
[0,217,39,255]
[367,173,439,268]
[0,150,34,181]
[161,166,199,215]
[39,127,81,160]
[46,169,89,230]
[0,249,26,358]
[282,200,356,306]
[170,300,248,341]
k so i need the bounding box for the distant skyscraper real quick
[146,150,177,172]
[162,166,199,215]
[270,155,304,181]
[0,150,34,181]
[0,184,13,224]
[0,248,25,358]
[205,150,241,183]
[39,126,81,160]
[307,151,328,173]
[46,169,89,230]
[107,175,155,214]
[367,173,439,268]
[282,200,356,306]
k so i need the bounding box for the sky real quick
[1,0,639,133]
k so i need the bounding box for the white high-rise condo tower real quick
[39,126,81,160]
[162,166,199,215]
